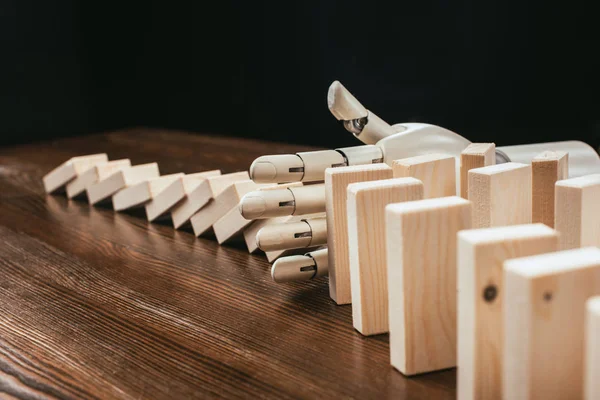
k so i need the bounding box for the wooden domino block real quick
[190,180,261,237]
[86,163,160,205]
[468,162,532,228]
[532,151,568,227]
[457,224,559,400]
[66,159,131,198]
[144,171,221,222]
[392,153,456,198]
[43,154,108,193]
[325,163,393,305]
[347,177,424,336]
[386,196,471,375]
[504,247,600,400]
[555,174,600,250]
[585,296,600,400]
[460,143,495,199]
[112,173,184,211]
[266,246,322,263]
[171,171,248,229]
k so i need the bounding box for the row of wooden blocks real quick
[41,154,317,261]
[321,144,600,398]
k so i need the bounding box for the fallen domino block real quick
[66,159,131,199]
[43,154,108,193]
[86,163,160,205]
[112,173,184,211]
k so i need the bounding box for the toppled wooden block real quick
[386,196,471,376]
[460,143,495,199]
[171,171,249,229]
[144,171,221,222]
[86,163,160,205]
[112,173,184,211]
[532,151,569,227]
[555,174,600,250]
[468,162,532,228]
[347,177,424,336]
[66,159,131,198]
[325,163,393,305]
[504,247,600,400]
[457,224,559,400]
[392,153,456,198]
[43,154,108,193]
[586,296,600,400]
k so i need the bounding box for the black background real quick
[1,1,598,149]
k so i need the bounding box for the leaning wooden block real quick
[347,177,424,336]
[387,196,471,376]
[468,162,532,228]
[457,224,559,400]
[392,153,456,198]
[144,170,221,222]
[503,247,600,400]
[325,163,393,305]
[86,163,160,205]
[190,180,261,237]
[43,153,108,193]
[460,143,495,199]
[555,174,600,250]
[112,173,184,211]
[532,151,568,227]
[585,296,600,400]
[171,171,248,229]
[66,159,131,198]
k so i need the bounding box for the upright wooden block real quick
[555,174,600,250]
[112,173,184,211]
[325,163,393,305]
[392,153,456,198]
[43,153,108,193]
[504,247,600,400]
[144,171,221,222]
[460,143,495,199]
[171,171,248,229]
[386,196,471,375]
[66,159,131,198]
[468,162,532,228]
[190,180,261,237]
[457,224,559,400]
[532,151,568,227]
[585,296,600,400]
[347,177,424,336]
[86,163,160,205]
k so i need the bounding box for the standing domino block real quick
[171,171,249,229]
[468,162,532,228]
[66,159,131,198]
[555,174,600,250]
[457,224,559,400]
[585,296,600,400]
[112,173,184,211]
[460,143,495,199]
[144,171,221,222]
[325,163,393,305]
[386,196,471,375]
[86,163,160,205]
[532,151,568,227]
[347,177,424,336]
[392,153,456,198]
[43,154,108,193]
[190,180,262,237]
[503,247,600,400]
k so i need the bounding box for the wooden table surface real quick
[0,129,455,399]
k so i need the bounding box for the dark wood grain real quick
[0,128,456,399]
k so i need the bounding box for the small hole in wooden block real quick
[543,291,553,302]
[483,285,498,302]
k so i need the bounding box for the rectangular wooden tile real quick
[460,143,495,199]
[457,224,559,400]
[347,177,424,336]
[532,151,568,227]
[392,153,456,198]
[504,247,600,400]
[386,196,471,375]
[325,163,393,305]
[586,296,600,400]
[112,173,183,211]
[43,153,108,193]
[66,159,131,199]
[86,163,160,205]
